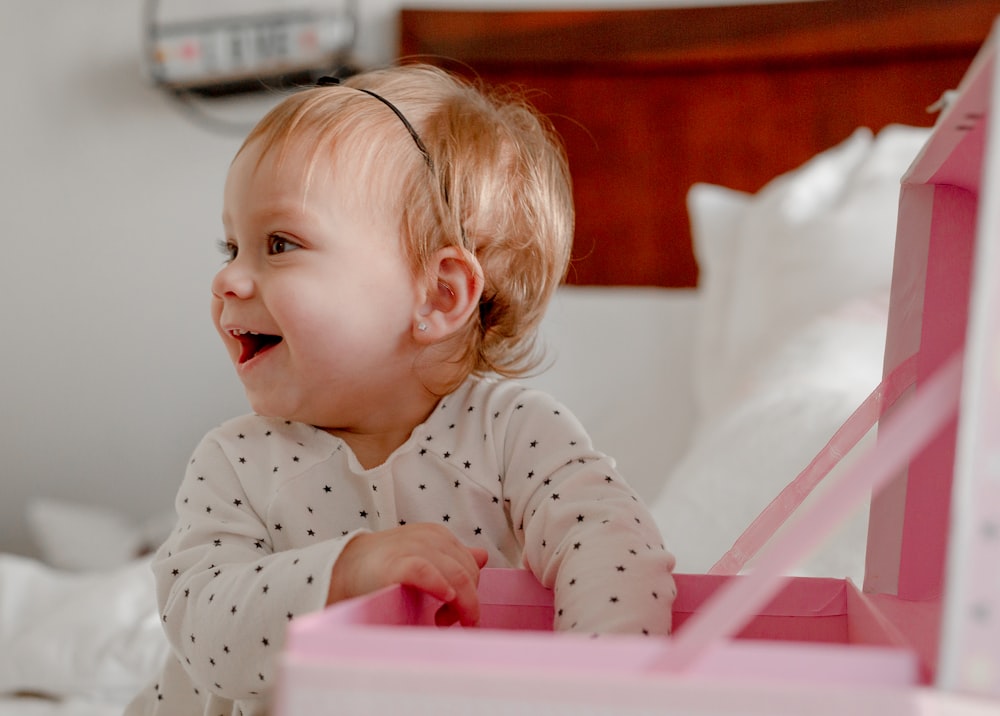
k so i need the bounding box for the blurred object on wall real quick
[143,0,359,97]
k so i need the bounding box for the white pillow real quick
[652,293,890,581]
[27,499,174,571]
[687,183,751,421]
[689,125,931,423]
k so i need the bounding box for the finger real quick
[409,526,485,594]
[439,556,481,627]
[469,546,489,569]
[392,555,459,605]
[434,602,461,627]
[395,555,481,627]
[415,524,484,574]
[397,548,482,627]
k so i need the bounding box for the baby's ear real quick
[413,247,484,342]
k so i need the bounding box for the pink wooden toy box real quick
[274,22,1000,716]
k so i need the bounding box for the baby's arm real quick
[502,390,677,636]
[154,434,347,702]
[156,427,490,702]
[328,523,488,626]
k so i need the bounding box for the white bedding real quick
[0,124,930,714]
[0,555,166,715]
[651,124,931,580]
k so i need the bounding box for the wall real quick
[0,0,779,558]
[3,1,249,558]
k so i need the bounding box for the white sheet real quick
[0,555,167,711]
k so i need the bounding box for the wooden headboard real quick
[399,1,998,287]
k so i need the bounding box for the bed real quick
[2,2,995,713]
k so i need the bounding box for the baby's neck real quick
[321,368,469,469]
[320,391,443,470]
[334,429,412,470]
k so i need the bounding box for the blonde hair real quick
[237,64,574,380]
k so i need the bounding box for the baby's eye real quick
[267,234,301,255]
[217,239,237,262]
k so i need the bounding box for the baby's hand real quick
[328,523,489,627]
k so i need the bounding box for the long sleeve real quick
[497,388,676,636]
[152,431,351,702]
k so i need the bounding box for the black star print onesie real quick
[126,376,676,716]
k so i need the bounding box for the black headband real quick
[316,76,433,169]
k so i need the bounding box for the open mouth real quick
[230,329,283,364]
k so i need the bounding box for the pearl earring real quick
[417,321,428,332]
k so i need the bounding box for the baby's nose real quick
[211,261,255,299]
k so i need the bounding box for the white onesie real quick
[126,375,676,716]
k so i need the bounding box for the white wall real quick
[0,0,780,559]
[2,1,250,558]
